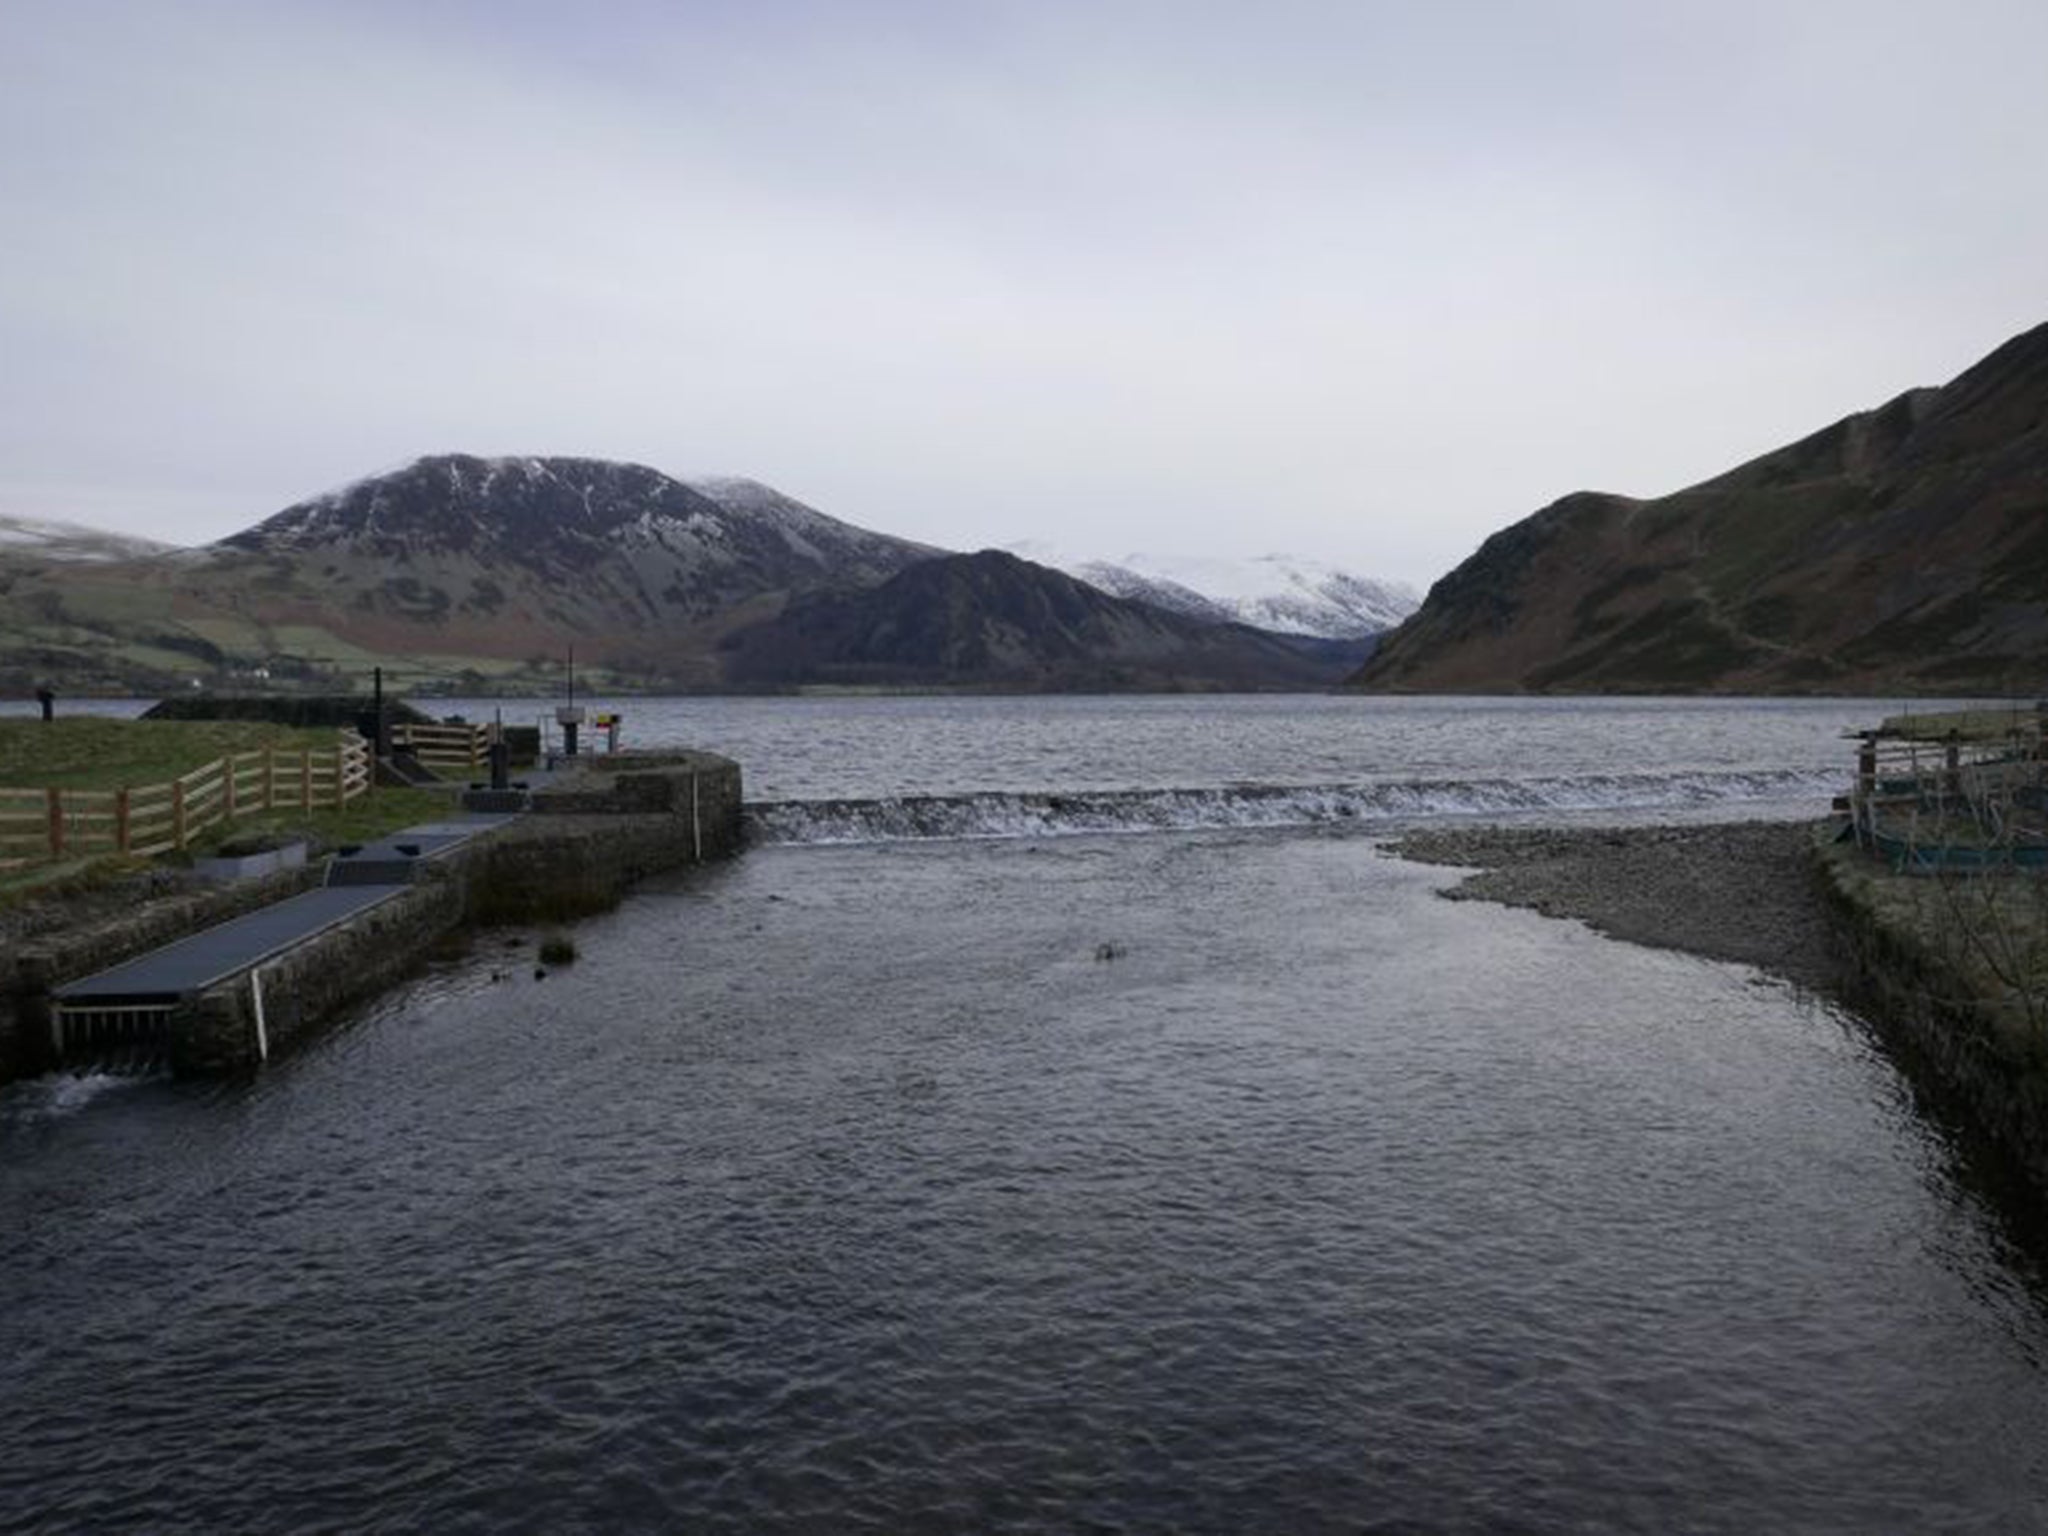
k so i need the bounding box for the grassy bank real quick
[0,717,340,790]
[0,717,454,906]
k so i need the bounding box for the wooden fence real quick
[0,732,372,871]
[389,720,487,776]
[1849,727,2048,852]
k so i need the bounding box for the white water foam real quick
[748,767,1847,846]
[0,1070,150,1126]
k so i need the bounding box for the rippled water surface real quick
[8,696,2048,1529]
[3,691,1976,802]
[429,692,1919,801]
[9,824,2048,1531]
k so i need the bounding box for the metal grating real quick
[52,1003,176,1075]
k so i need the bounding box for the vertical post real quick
[372,665,385,760]
[1856,738,1877,847]
[115,788,130,855]
[224,756,238,821]
[300,750,312,809]
[251,968,270,1064]
[264,747,276,809]
[172,779,187,848]
[691,771,702,862]
[46,788,63,858]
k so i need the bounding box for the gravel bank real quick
[1387,820,1840,992]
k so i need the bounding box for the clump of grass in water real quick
[538,933,577,966]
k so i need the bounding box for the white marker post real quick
[250,968,270,1064]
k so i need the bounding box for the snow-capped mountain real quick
[214,455,938,628]
[1008,544,1419,639]
[0,513,178,563]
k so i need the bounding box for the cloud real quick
[3,0,2045,585]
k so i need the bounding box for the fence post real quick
[300,750,312,809]
[224,755,238,820]
[46,788,63,858]
[264,747,276,809]
[115,788,130,855]
[172,779,187,849]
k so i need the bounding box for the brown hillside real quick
[1353,321,2048,694]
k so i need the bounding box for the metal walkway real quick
[53,885,411,1007]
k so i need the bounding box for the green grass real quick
[0,718,349,791]
[1879,707,2043,742]
[0,750,454,909]
[0,719,461,903]
[186,784,455,857]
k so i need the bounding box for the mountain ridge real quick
[0,456,1370,693]
[1352,320,2048,695]
[720,549,1349,691]
[1007,543,1418,638]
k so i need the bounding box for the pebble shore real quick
[1388,819,1840,992]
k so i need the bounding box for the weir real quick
[746,766,1847,846]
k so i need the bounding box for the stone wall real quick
[177,755,743,1074]
[1,864,324,1081]
[1816,842,2048,1192]
[176,874,466,1074]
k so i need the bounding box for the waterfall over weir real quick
[746,766,1848,846]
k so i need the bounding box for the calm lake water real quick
[6,695,2048,1531]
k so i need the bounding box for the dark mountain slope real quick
[209,454,936,642]
[721,550,1348,691]
[1354,321,2048,694]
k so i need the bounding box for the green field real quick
[0,718,457,902]
[0,718,344,790]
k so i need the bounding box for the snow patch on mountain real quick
[0,514,178,562]
[1007,543,1418,639]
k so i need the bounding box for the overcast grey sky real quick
[3,0,2044,587]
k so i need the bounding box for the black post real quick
[372,665,385,758]
[562,646,579,756]
[35,686,54,722]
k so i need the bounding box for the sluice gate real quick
[51,1001,176,1075]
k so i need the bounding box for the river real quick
[4,695,2047,1531]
